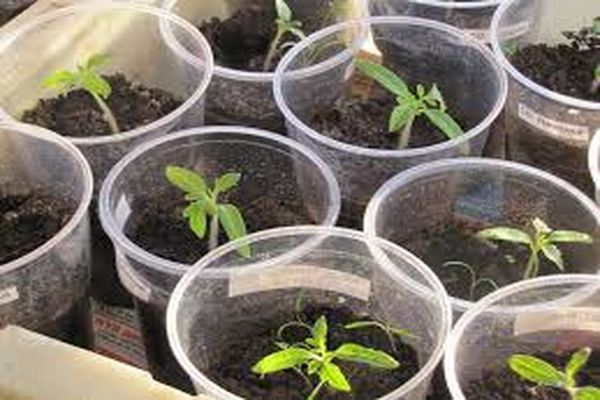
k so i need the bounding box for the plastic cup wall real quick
[588,129,600,204]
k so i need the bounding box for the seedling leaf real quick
[508,354,567,387]
[547,231,594,244]
[217,204,250,257]
[540,243,564,271]
[567,348,592,379]
[312,316,328,351]
[166,165,207,196]
[477,227,532,244]
[252,348,313,375]
[355,59,412,100]
[319,363,351,392]
[423,108,463,139]
[275,0,292,22]
[43,70,77,91]
[389,103,416,132]
[334,343,399,369]
[214,172,241,195]
[85,53,109,70]
[188,202,207,239]
[576,387,600,400]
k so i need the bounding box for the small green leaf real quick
[508,354,567,387]
[252,348,313,375]
[334,343,399,369]
[477,227,532,245]
[389,103,416,133]
[288,27,306,40]
[42,70,77,91]
[547,230,594,244]
[217,204,250,257]
[307,359,321,375]
[540,243,564,271]
[344,321,378,330]
[532,218,552,235]
[319,362,351,392]
[85,53,109,70]
[275,0,292,22]
[426,84,446,110]
[213,173,241,196]
[576,386,600,400]
[354,59,412,100]
[312,316,328,351]
[186,202,207,239]
[165,166,207,196]
[566,347,592,379]
[80,69,112,99]
[423,108,464,140]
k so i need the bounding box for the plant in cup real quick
[253,315,401,400]
[477,218,593,280]
[165,165,250,257]
[263,0,306,72]
[354,59,464,149]
[442,261,499,301]
[42,53,119,134]
[508,347,600,399]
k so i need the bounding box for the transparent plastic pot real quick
[163,0,365,131]
[99,126,340,390]
[274,16,507,227]
[0,122,93,345]
[444,274,600,399]
[589,129,600,205]
[167,226,452,399]
[491,0,600,197]
[364,158,600,318]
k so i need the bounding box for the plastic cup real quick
[0,121,93,345]
[167,226,451,399]
[274,16,507,227]
[588,130,600,204]
[364,158,600,317]
[491,0,600,196]
[164,0,365,131]
[444,274,600,399]
[99,126,340,390]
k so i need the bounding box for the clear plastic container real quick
[167,226,452,399]
[491,0,600,196]
[0,121,93,344]
[364,158,600,317]
[588,129,600,204]
[444,275,600,399]
[274,16,507,227]
[163,0,365,131]
[99,126,341,389]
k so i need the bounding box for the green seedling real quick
[477,218,593,280]
[354,59,464,149]
[43,53,119,134]
[592,65,600,94]
[253,315,401,400]
[165,165,250,257]
[442,261,499,301]
[263,0,306,71]
[344,320,417,352]
[508,347,600,400]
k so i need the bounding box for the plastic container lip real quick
[99,126,342,277]
[167,225,452,400]
[443,274,600,400]
[588,129,600,191]
[273,15,508,158]
[0,2,215,145]
[0,121,94,276]
[399,0,503,9]
[490,0,600,111]
[364,157,600,313]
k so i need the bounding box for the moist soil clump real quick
[310,87,471,150]
[202,305,420,399]
[464,350,600,399]
[0,192,73,264]
[21,74,182,137]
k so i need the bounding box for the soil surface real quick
[511,28,600,102]
[464,349,600,399]
[398,217,586,302]
[21,74,182,137]
[0,192,73,264]
[310,86,470,150]
[0,2,33,26]
[202,305,420,399]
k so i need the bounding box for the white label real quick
[514,307,600,336]
[0,287,18,306]
[518,103,590,140]
[229,264,371,301]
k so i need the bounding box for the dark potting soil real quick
[464,349,600,399]
[202,305,420,399]
[21,74,182,137]
[0,193,74,265]
[511,30,600,102]
[0,2,32,26]
[399,218,580,302]
[310,87,471,150]
[127,195,315,265]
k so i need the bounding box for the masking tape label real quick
[0,287,18,306]
[518,103,590,140]
[514,307,600,336]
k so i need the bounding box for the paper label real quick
[229,265,371,301]
[91,300,148,370]
[518,103,590,140]
[514,307,600,336]
[0,287,19,306]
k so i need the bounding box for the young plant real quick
[442,261,499,301]
[165,165,250,257]
[253,315,400,400]
[477,218,593,280]
[263,0,306,72]
[344,320,417,352]
[592,65,600,94]
[508,347,600,400]
[42,53,119,134]
[354,58,464,149]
